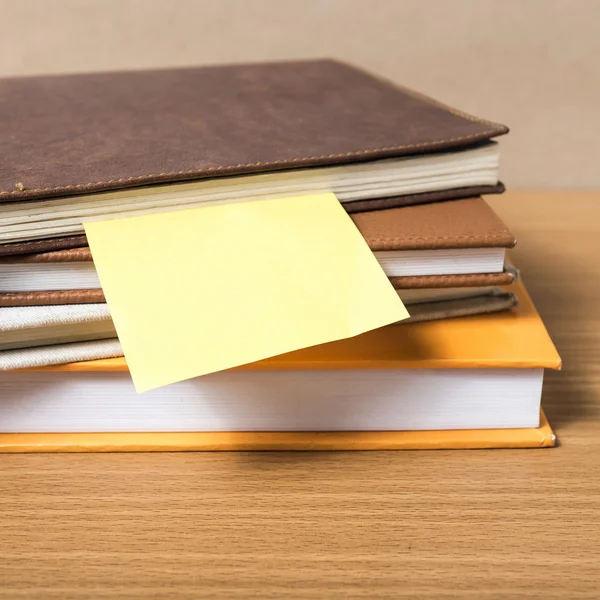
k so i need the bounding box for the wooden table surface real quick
[1,191,599,599]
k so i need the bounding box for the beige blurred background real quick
[1,0,597,188]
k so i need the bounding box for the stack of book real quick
[0,59,560,451]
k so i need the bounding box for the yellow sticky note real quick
[84,193,409,392]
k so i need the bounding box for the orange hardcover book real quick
[0,411,555,452]
[0,281,560,452]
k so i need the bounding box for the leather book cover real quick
[0,59,507,206]
[0,195,514,257]
[0,290,106,307]
[0,196,515,256]
[355,197,515,251]
[0,197,517,305]
[390,270,516,289]
[0,411,556,452]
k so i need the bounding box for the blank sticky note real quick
[84,193,409,392]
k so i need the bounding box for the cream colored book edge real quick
[0,144,499,244]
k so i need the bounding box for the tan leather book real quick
[0,197,516,307]
[1,196,515,256]
[0,59,507,247]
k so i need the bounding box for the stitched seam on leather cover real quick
[1,235,512,260]
[1,235,512,261]
[0,130,503,197]
[390,272,514,288]
[480,210,515,243]
[369,234,512,242]
[0,248,94,263]
[392,274,512,281]
[0,290,104,300]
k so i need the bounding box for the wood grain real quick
[0,191,599,599]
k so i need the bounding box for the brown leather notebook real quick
[1,195,515,255]
[0,197,516,306]
[0,59,507,246]
[353,196,515,251]
[390,270,515,290]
